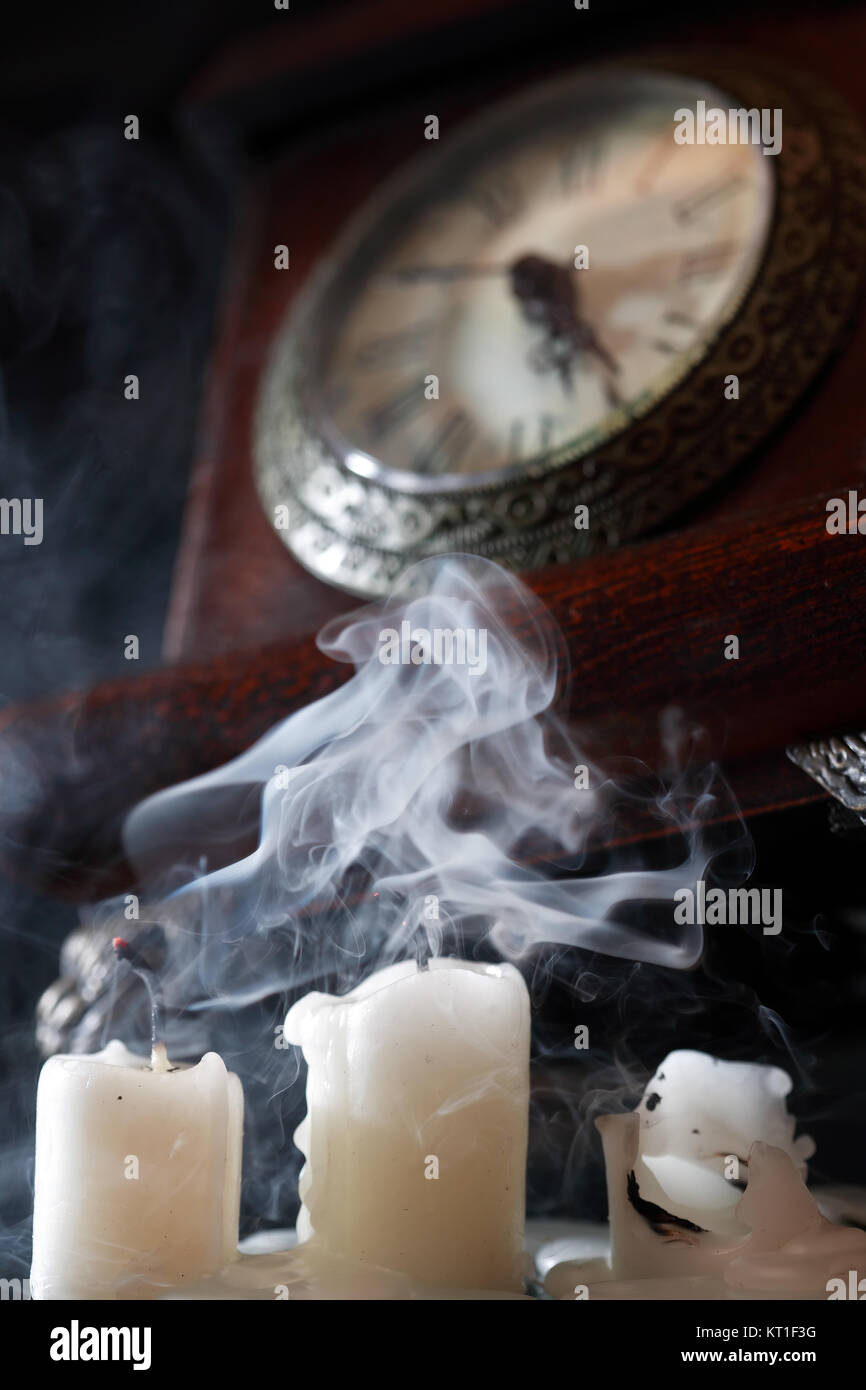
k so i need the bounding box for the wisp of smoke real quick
[98,554,737,1019]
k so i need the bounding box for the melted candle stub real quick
[633,1050,814,1237]
[542,1050,866,1300]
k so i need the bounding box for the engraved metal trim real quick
[787,732,866,827]
[254,51,866,597]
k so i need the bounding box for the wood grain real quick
[2,495,862,900]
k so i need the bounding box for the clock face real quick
[256,55,863,596]
[311,69,775,490]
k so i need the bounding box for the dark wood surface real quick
[3,494,863,901]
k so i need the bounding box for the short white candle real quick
[633,1050,814,1235]
[30,1040,243,1300]
[595,1050,814,1282]
[284,957,530,1292]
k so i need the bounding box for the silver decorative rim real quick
[787,734,866,824]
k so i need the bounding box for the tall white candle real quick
[284,958,530,1292]
[30,1040,243,1300]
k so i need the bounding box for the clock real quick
[254,53,866,597]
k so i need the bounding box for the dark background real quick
[1,0,864,1277]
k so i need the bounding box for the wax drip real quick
[112,933,171,1072]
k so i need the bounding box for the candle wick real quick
[415,933,430,973]
[112,936,169,1069]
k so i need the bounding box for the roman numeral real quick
[469,177,523,228]
[539,413,563,452]
[415,410,477,474]
[664,309,699,328]
[507,418,525,461]
[353,321,435,371]
[560,137,605,194]
[672,177,745,225]
[679,242,736,283]
[366,381,425,440]
[649,307,704,357]
[634,132,677,195]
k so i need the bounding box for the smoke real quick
[108,556,736,1014]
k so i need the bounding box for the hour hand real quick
[509,253,621,392]
[509,254,577,328]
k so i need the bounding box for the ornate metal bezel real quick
[788,733,866,831]
[254,51,866,598]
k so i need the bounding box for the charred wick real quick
[112,928,169,1064]
[626,1170,707,1237]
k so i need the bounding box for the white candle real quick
[30,1040,243,1300]
[284,957,530,1292]
[633,1050,814,1236]
[594,1049,814,1282]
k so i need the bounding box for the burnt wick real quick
[415,934,430,973]
[626,1170,706,1239]
[112,936,170,1073]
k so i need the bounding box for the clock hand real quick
[386,253,621,396]
[509,254,576,325]
[573,317,620,378]
[510,253,621,393]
